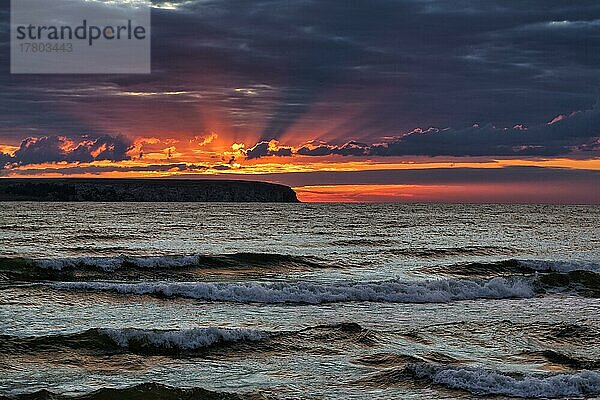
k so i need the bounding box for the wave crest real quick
[0,253,330,282]
[52,276,536,304]
[99,327,269,351]
[416,364,600,398]
[2,382,246,400]
[363,363,600,398]
[0,327,270,356]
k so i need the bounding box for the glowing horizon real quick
[1,1,599,203]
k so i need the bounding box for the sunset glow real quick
[294,182,600,203]
[1,1,599,203]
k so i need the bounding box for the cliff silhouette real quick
[0,179,299,202]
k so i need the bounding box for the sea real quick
[0,203,599,399]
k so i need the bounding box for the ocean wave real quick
[389,245,518,258]
[51,276,536,304]
[100,327,269,351]
[0,323,369,356]
[426,259,600,278]
[523,350,600,370]
[423,259,532,277]
[0,327,270,356]
[37,253,327,271]
[1,382,246,400]
[363,363,600,398]
[37,255,201,271]
[417,364,600,398]
[538,270,600,297]
[518,259,600,273]
[547,322,600,342]
[0,253,330,281]
[330,238,398,246]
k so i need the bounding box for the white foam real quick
[519,259,600,273]
[53,277,536,304]
[412,364,600,398]
[99,327,269,350]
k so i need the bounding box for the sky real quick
[0,0,599,202]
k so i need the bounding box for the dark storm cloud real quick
[245,141,293,159]
[0,134,132,167]
[0,151,11,168]
[296,141,370,157]
[372,107,600,157]
[0,162,244,176]
[1,0,600,150]
[0,162,195,176]
[251,107,600,157]
[165,0,600,133]
[244,141,270,159]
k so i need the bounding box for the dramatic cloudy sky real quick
[0,0,599,202]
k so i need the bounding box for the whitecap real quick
[52,276,536,304]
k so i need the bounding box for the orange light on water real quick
[294,182,599,204]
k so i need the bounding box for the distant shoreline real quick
[0,178,299,202]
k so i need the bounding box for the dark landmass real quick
[0,178,299,202]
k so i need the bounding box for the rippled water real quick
[0,203,599,399]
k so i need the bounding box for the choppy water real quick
[0,203,599,399]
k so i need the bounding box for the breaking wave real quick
[51,276,536,304]
[0,253,331,281]
[31,253,327,271]
[0,323,372,356]
[100,327,269,352]
[1,382,246,400]
[363,363,600,398]
[420,365,600,398]
[0,327,270,356]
